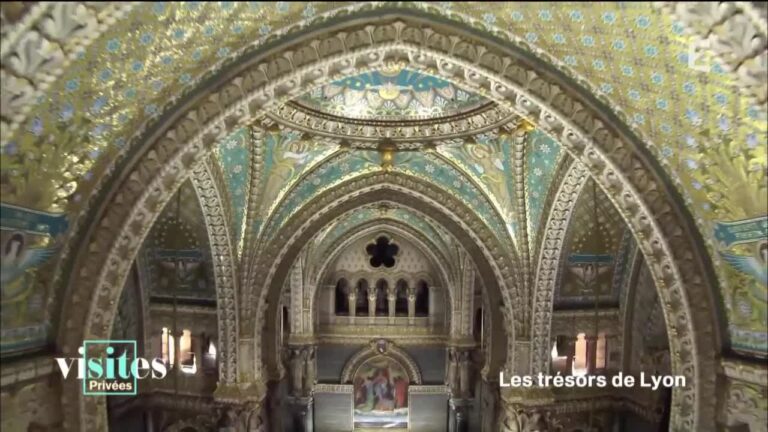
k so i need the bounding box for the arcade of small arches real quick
[0,3,766,432]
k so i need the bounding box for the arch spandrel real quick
[31,11,738,431]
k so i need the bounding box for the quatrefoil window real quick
[366,236,399,268]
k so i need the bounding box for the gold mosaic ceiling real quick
[0,2,766,355]
[1,2,764,234]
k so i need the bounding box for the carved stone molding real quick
[315,334,448,346]
[530,162,589,374]
[55,14,721,431]
[409,385,450,394]
[0,356,54,388]
[269,101,519,143]
[339,339,423,385]
[190,160,239,384]
[719,359,768,431]
[313,384,352,394]
[453,249,476,338]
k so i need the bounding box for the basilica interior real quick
[0,2,766,432]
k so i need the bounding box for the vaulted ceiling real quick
[1,2,765,364]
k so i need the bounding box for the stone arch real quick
[530,162,590,373]
[340,339,423,385]
[333,277,350,316]
[55,13,723,430]
[251,172,514,384]
[188,160,239,384]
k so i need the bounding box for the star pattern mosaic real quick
[526,131,563,247]
[217,128,250,249]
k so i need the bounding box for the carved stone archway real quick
[248,172,515,384]
[56,13,722,431]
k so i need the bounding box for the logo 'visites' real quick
[55,340,167,395]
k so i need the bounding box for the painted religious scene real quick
[353,357,409,429]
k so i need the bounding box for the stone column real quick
[562,336,576,376]
[145,409,155,432]
[449,398,471,432]
[347,293,356,324]
[586,335,598,374]
[368,289,376,322]
[407,289,416,324]
[150,328,162,364]
[286,396,313,432]
[193,332,203,374]
[174,329,183,371]
[388,289,396,324]
[447,346,474,398]
[428,286,436,329]
[303,346,317,394]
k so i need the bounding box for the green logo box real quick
[82,340,138,396]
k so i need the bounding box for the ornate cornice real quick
[269,101,518,143]
[315,333,448,346]
[313,384,353,393]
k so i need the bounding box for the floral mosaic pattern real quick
[393,151,510,248]
[261,150,381,240]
